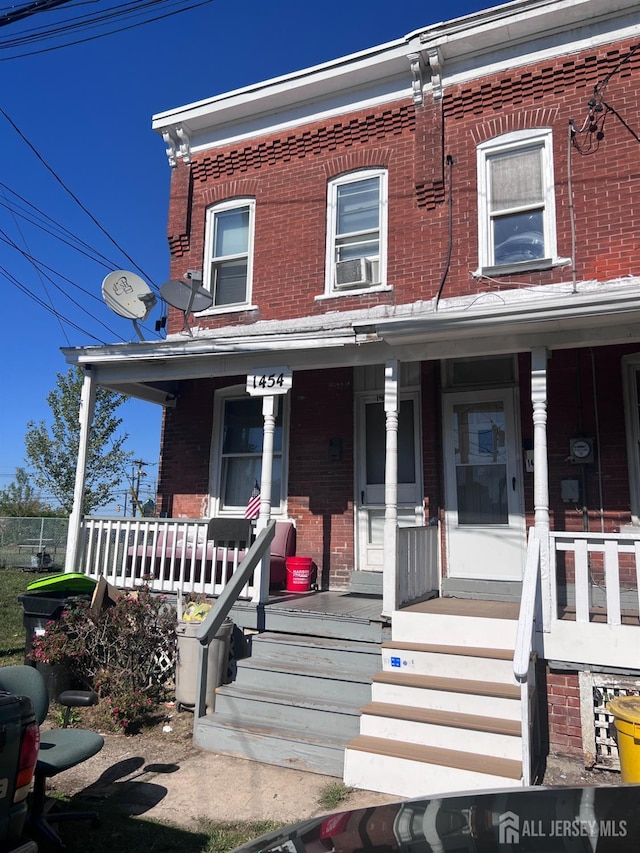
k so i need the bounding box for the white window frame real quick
[323,169,389,297]
[202,197,256,313]
[476,129,559,275]
[622,354,640,525]
[208,385,289,518]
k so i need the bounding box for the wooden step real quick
[347,734,522,780]
[372,671,520,699]
[361,701,521,736]
[196,713,346,776]
[382,640,513,660]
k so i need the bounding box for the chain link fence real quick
[0,517,68,571]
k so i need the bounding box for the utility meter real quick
[569,436,594,464]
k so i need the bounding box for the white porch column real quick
[383,360,399,617]
[254,395,277,601]
[531,347,551,628]
[64,368,96,573]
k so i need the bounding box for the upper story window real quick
[325,169,387,295]
[477,130,557,274]
[204,198,255,310]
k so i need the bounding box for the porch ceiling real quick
[61,279,640,405]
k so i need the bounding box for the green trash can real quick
[18,574,97,701]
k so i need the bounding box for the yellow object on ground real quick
[607,696,640,783]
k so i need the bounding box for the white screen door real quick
[443,388,525,580]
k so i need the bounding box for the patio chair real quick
[0,664,104,850]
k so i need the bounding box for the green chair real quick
[0,664,104,850]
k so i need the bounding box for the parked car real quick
[0,690,39,853]
[234,785,639,853]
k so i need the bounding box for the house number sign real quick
[246,367,292,396]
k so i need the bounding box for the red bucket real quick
[285,556,314,593]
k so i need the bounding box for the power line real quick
[0,0,215,60]
[0,104,159,291]
[0,0,76,29]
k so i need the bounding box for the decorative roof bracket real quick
[407,52,425,106]
[408,46,442,105]
[161,124,192,168]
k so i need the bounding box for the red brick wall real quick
[164,38,640,333]
[546,668,583,758]
[287,368,355,588]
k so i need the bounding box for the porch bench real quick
[126,520,295,587]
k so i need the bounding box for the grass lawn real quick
[0,568,283,853]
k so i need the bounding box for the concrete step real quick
[344,735,522,798]
[196,713,346,776]
[371,671,521,720]
[214,685,363,738]
[358,701,522,760]
[381,640,518,684]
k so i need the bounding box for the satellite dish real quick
[160,272,212,336]
[102,270,157,341]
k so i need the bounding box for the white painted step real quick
[358,702,522,760]
[344,735,522,798]
[382,641,518,685]
[392,601,518,649]
[371,672,521,720]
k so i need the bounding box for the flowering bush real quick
[30,586,177,733]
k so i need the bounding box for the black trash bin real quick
[18,577,96,701]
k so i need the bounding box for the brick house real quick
[63,0,640,796]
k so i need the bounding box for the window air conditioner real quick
[335,258,373,287]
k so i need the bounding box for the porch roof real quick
[61,277,640,405]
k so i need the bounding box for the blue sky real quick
[0,0,493,510]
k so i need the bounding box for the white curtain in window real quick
[490,148,543,212]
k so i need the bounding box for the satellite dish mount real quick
[160,270,213,336]
[101,270,157,341]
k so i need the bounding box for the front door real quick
[356,392,422,572]
[443,388,525,580]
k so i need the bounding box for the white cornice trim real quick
[153,0,640,164]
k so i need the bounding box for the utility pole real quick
[130,459,148,517]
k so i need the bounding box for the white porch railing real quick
[76,517,266,602]
[543,530,640,670]
[514,527,542,787]
[397,524,439,608]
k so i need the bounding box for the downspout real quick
[64,367,96,572]
[434,155,454,312]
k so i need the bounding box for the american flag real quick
[245,481,261,519]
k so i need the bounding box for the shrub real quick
[30,586,177,732]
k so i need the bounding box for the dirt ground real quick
[46,703,625,832]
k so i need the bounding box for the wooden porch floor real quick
[260,589,385,620]
[400,596,520,620]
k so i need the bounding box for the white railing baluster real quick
[574,538,590,623]
[396,525,439,608]
[604,539,622,627]
[76,516,264,601]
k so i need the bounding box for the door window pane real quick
[453,402,508,525]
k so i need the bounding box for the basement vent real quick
[579,671,640,770]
